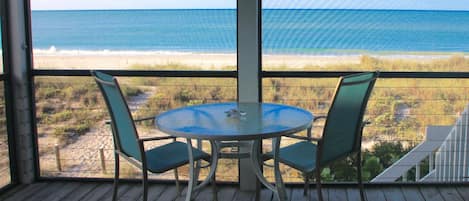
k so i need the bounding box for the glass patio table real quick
[155,102,314,201]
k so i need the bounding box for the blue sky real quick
[31,0,469,11]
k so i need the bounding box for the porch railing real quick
[434,105,469,182]
[373,104,469,182]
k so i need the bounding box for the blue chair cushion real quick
[266,141,318,173]
[145,141,210,173]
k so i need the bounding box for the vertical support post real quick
[99,146,106,174]
[6,0,37,183]
[402,172,407,182]
[54,144,61,172]
[237,0,261,191]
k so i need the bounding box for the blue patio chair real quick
[267,71,379,201]
[91,71,212,201]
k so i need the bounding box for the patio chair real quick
[91,71,212,201]
[267,71,379,201]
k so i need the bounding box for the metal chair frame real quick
[92,71,215,201]
[278,71,379,201]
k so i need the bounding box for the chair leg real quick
[211,173,218,201]
[142,168,149,201]
[357,152,366,201]
[174,168,181,195]
[303,173,310,196]
[316,168,324,201]
[112,153,120,201]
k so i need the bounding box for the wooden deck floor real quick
[1,181,468,201]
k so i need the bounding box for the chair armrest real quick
[295,115,326,140]
[313,115,327,122]
[284,116,326,141]
[138,136,176,142]
[105,116,156,125]
[134,116,156,122]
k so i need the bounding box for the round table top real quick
[155,102,314,140]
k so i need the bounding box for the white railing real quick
[371,126,451,182]
[434,106,469,182]
[372,104,469,182]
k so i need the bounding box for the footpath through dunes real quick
[38,86,176,179]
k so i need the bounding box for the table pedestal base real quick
[183,138,287,201]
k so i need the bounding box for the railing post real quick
[99,146,106,174]
[415,163,420,181]
[429,151,434,171]
[55,144,62,172]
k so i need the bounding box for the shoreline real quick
[32,49,468,69]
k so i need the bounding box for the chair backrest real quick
[91,71,141,160]
[319,71,379,165]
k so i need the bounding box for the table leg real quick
[273,137,287,201]
[193,140,219,191]
[185,138,196,201]
[185,139,219,201]
[249,139,287,201]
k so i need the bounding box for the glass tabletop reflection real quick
[155,102,313,140]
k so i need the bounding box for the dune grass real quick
[31,54,469,181]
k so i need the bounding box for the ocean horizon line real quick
[31,8,469,13]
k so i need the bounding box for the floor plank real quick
[0,184,28,200]
[419,187,445,201]
[258,188,274,201]
[61,182,100,201]
[328,187,347,201]
[193,186,217,201]
[174,186,205,201]
[365,187,386,201]
[23,182,66,201]
[143,185,167,201]
[456,186,469,201]
[382,187,406,201]
[2,181,469,201]
[216,186,237,201]
[119,184,147,201]
[41,182,82,201]
[308,187,320,201]
[401,187,425,201]
[346,187,362,201]
[290,188,309,201]
[232,190,255,201]
[78,183,113,201]
[438,187,464,201]
[2,183,49,201]
[155,185,179,201]
[100,184,133,201]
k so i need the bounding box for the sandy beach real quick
[33,50,364,69]
[32,50,465,70]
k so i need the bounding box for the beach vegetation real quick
[33,55,469,181]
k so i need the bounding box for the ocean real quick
[31,9,469,54]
